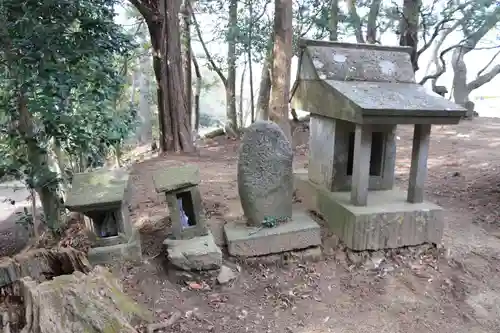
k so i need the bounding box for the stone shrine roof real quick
[65,168,129,212]
[152,164,200,193]
[290,39,466,124]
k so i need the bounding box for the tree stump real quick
[19,266,151,333]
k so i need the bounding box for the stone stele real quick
[225,120,321,258]
[237,120,294,227]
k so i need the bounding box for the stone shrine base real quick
[224,211,321,257]
[88,241,142,265]
[163,232,222,271]
[294,171,444,251]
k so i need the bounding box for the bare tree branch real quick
[476,49,500,78]
[128,0,155,21]
[467,65,500,91]
[418,41,466,85]
[190,3,228,87]
[299,6,326,38]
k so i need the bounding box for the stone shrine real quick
[224,120,321,257]
[152,165,222,271]
[291,39,467,251]
[65,168,141,264]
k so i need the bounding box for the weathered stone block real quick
[163,232,222,271]
[88,241,142,266]
[238,120,293,226]
[65,168,129,211]
[152,164,200,193]
[224,211,321,257]
[20,266,151,333]
[295,172,444,250]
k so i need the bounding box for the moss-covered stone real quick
[152,164,200,193]
[21,266,152,333]
[65,168,129,211]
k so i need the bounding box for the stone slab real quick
[294,171,444,250]
[152,165,200,193]
[303,40,416,83]
[87,241,142,266]
[325,80,467,117]
[65,168,129,211]
[224,211,321,257]
[163,232,222,271]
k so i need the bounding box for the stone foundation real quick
[88,240,142,265]
[163,232,222,271]
[295,171,443,250]
[224,211,321,257]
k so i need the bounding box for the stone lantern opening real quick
[175,189,198,229]
[87,210,119,238]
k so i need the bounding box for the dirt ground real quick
[109,117,500,333]
[3,118,500,332]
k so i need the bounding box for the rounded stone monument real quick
[237,120,293,227]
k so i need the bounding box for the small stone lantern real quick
[65,168,141,264]
[152,165,221,271]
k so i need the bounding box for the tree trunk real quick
[137,49,153,144]
[151,0,193,152]
[346,0,365,43]
[192,51,202,132]
[256,34,273,121]
[247,0,255,123]
[270,0,293,141]
[329,0,339,41]
[226,0,239,136]
[16,93,65,233]
[239,62,247,129]
[399,0,421,72]
[451,6,500,117]
[181,0,192,129]
[366,0,382,43]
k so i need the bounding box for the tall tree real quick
[256,33,274,121]
[130,0,194,152]
[181,0,193,130]
[329,0,339,41]
[226,0,239,135]
[191,0,239,137]
[270,0,293,140]
[451,5,500,116]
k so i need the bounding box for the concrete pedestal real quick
[224,211,321,257]
[163,232,222,271]
[295,171,443,250]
